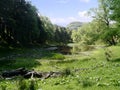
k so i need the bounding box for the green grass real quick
[0,46,120,90]
[42,51,65,60]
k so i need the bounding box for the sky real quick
[27,0,98,26]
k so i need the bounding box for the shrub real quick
[29,80,37,90]
[63,68,72,76]
[51,53,65,60]
[1,84,7,90]
[43,52,65,60]
[18,78,28,90]
[79,78,95,87]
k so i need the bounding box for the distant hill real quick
[67,22,83,30]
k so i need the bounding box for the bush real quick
[43,52,65,60]
[72,44,95,54]
[78,78,95,87]
[51,53,65,60]
[1,84,7,90]
[18,78,28,90]
[63,68,72,76]
[29,79,38,90]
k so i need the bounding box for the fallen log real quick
[0,75,3,79]
[2,67,28,78]
[42,71,54,79]
[1,68,63,79]
[24,71,42,79]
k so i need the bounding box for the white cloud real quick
[50,17,78,26]
[49,10,92,26]
[50,17,92,26]
[50,17,66,24]
[78,11,89,17]
[79,0,90,3]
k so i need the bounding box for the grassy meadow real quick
[0,45,120,90]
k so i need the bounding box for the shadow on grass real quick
[0,47,43,72]
[0,58,41,72]
[56,59,76,64]
[0,47,65,72]
[111,58,120,62]
[0,47,15,57]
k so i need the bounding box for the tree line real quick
[1,0,120,48]
[0,0,71,47]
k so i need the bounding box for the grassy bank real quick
[0,46,120,90]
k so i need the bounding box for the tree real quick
[89,0,119,45]
[71,22,99,45]
[108,0,120,23]
[0,0,71,47]
[0,0,44,46]
[38,15,54,44]
[12,0,41,45]
[54,25,71,45]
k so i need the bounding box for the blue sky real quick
[27,0,98,26]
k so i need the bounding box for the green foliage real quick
[29,79,38,90]
[43,52,65,60]
[51,54,65,60]
[71,44,95,54]
[88,0,120,45]
[108,0,120,23]
[104,0,120,45]
[71,22,99,45]
[0,0,71,47]
[54,25,71,45]
[104,48,113,61]
[18,78,28,90]
[0,84,7,90]
[17,78,39,90]
[38,16,54,44]
[0,0,41,46]
[80,78,95,87]
[63,68,72,76]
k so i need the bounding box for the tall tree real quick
[38,15,54,44]
[71,22,99,45]
[0,0,44,46]
[108,0,120,23]
[90,0,119,45]
[54,25,71,45]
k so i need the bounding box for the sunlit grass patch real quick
[42,52,65,60]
